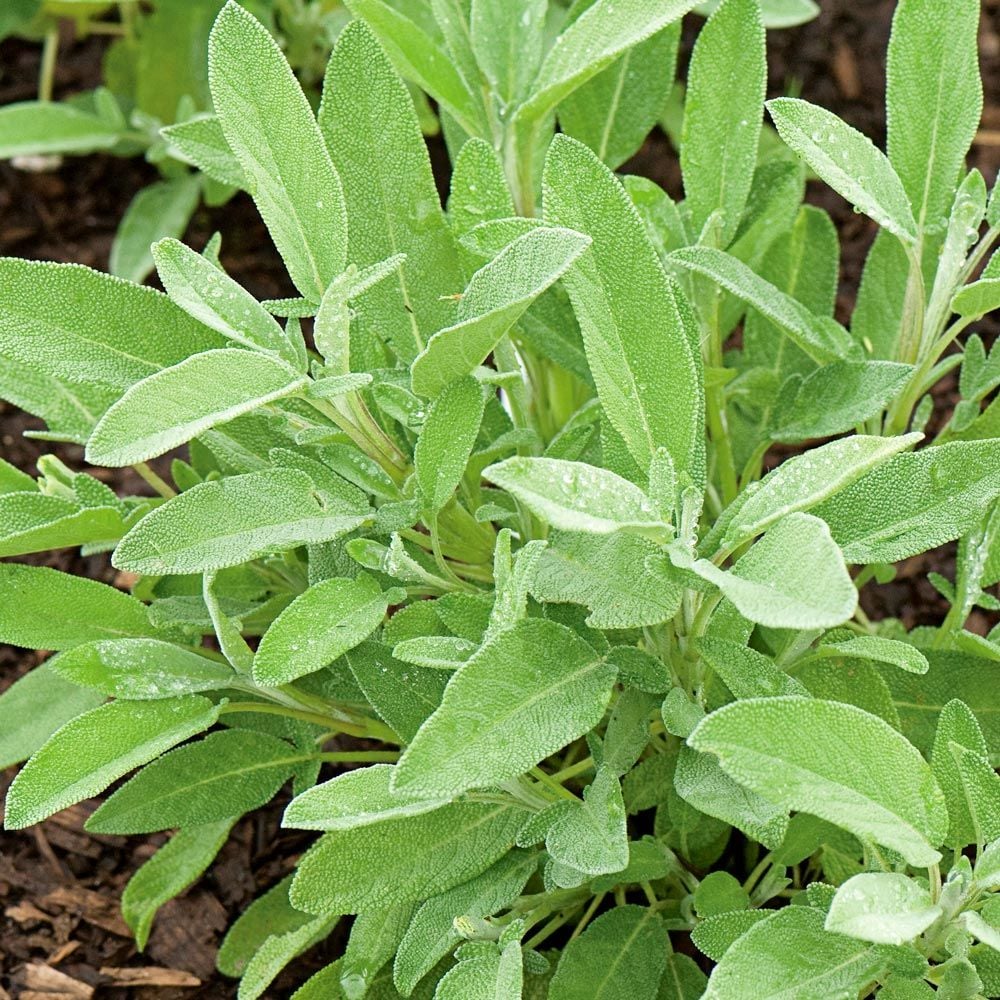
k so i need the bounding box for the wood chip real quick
[100,967,201,988]
[47,941,81,965]
[831,41,861,100]
[40,886,131,938]
[6,901,53,926]
[21,963,93,998]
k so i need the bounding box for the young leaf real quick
[161,114,246,189]
[114,469,369,575]
[812,440,1000,564]
[0,101,123,157]
[86,729,303,834]
[670,246,854,363]
[410,226,591,397]
[546,767,629,875]
[209,1,347,301]
[283,764,450,832]
[152,238,296,363]
[51,638,235,699]
[122,820,235,950]
[886,0,982,238]
[549,905,668,1000]
[470,0,547,109]
[825,873,941,945]
[682,513,857,629]
[290,800,529,914]
[86,349,307,466]
[702,906,887,999]
[0,563,156,650]
[414,376,485,514]
[0,492,126,559]
[339,903,415,1000]
[318,20,464,361]
[5,696,220,829]
[392,617,617,797]
[681,0,765,246]
[542,135,703,478]
[253,574,393,686]
[483,457,665,535]
[690,696,948,865]
[766,97,917,244]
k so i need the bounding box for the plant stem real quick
[220,701,374,739]
[568,893,605,942]
[39,26,59,103]
[132,461,177,498]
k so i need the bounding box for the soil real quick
[1,4,999,997]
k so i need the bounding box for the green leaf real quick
[689,696,948,865]
[109,176,202,286]
[51,638,235,699]
[812,440,1000,564]
[0,663,105,769]
[549,905,668,1000]
[825,873,941,945]
[772,361,914,441]
[152,238,296,363]
[410,226,591,397]
[697,637,808,699]
[542,135,703,478]
[559,21,680,171]
[209,1,347,301]
[415,376,485,514]
[5,695,220,829]
[393,618,617,797]
[702,906,887,999]
[86,349,307,466]
[953,275,1000,318]
[319,20,464,362]
[114,469,369,575]
[0,563,155,650]
[283,764,449,832]
[122,820,235,950]
[886,0,982,238]
[238,910,340,1000]
[86,729,302,834]
[161,114,246,188]
[339,904,415,999]
[669,247,853,363]
[659,953,709,1000]
[343,0,484,136]
[531,530,683,629]
[546,767,629,875]
[253,574,392,685]
[518,0,699,124]
[394,850,536,995]
[682,513,857,630]
[290,800,529,914]
[681,0,765,245]
[0,492,126,558]
[720,433,922,547]
[470,0,547,109]
[484,457,665,535]
[0,101,123,157]
[767,97,917,244]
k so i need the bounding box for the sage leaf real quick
[5,696,220,829]
[392,618,617,797]
[690,696,948,865]
[825,873,941,945]
[546,767,629,875]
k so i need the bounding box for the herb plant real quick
[2,0,1000,997]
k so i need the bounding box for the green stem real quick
[568,893,605,942]
[39,26,59,103]
[133,462,176,498]
[549,756,595,785]
[531,766,579,802]
[220,701,375,739]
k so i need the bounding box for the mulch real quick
[1,3,999,996]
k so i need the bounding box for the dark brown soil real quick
[1,4,999,997]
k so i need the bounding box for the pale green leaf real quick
[290,800,529,914]
[484,457,664,535]
[253,574,392,685]
[825,873,941,945]
[51,638,235,699]
[0,492,126,558]
[0,101,123,157]
[392,618,616,797]
[209,1,347,300]
[86,349,307,466]
[5,695,220,829]
[681,0,765,245]
[114,469,369,575]
[470,0,547,108]
[690,696,948,865]
[546,767,629,875]
[410,226,591,397]
[543,135,703,478]
[767,97,917,243]
[0,563,155,650]
[161,113,246,188]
